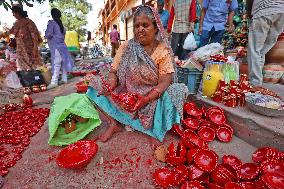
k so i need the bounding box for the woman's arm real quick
[146,73,173,102]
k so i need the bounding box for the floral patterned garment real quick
[13,18,43,70]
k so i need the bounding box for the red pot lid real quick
[239,163,260,181]
[185,107,203,119]
[153,167,175,188]
[188,164,206,180]
[180,181,205,189]
[222,155,242,170]
[261,172,284,189]
[182,118,200,131]
[166,155,187,166]
[224,181,243,189]
[187,148,201,164]
[57,140,98,169]
[190,135,208,149]
[208,183,224,189]
[194,149,218,172]
[252,147,279,164]
[183,102,197,112]
[183,129,198,138]
[198,126,216,142]
[216,127,233,143]
[239,181,256,189]
[173,165,189,186]
[208,109,226,126]
[261,160,284,176]
[222,123,233,133]
[171,124,184,137]
[199,120,213,128]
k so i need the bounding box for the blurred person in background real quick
[109,24,120,58]
[157,0,169,30]
[45,8,74,90]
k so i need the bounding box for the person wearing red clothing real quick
[167,0,196,60]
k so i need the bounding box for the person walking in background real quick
[110,24,120,58]
[247,0,284,87]
[167,0,196,60]
[0,6,43,70]
[198,0,238,47]
[157,0,169,30]
[45,8,74,90]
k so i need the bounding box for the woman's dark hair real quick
[12,6,28,18]
[134,6,157,29]
[51,8,64,33]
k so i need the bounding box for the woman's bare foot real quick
[98,124,122,142]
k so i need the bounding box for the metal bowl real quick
[246,101,284,117]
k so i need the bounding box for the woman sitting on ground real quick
[86,5,188,142]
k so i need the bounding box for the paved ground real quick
[2,75,258,188]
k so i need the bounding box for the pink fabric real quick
[110,29,120,43]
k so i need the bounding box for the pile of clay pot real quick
[0,107,49,176]
[153,102,284,189]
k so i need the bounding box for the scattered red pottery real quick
[187,148,201,164]
[188,164,206,180]
[198,126,216,142]
[261,172,284,189]
[261,160,284,176]
[188,135,208,149]
[199,120,213,128]
[222,155,242,170]
[252,147,279,164]
[166,142,187,166]
[180,181,205,189]
[222,123,234,133]
[255,178,269,189]
[23,87,32,95]
[0,170,9,177]
[239,181,256,189]
[40,84,47,91]
[173,165,188,185]
[153,167,175,188]
[183,102,197,113]
[194,149,218,172]
[239,163,260,181]
[211,164,239,186]
[185,107,203,119]
[224,181,243,189]
[23,94,33,108]
[32,85,40,93]
[57,140,98,169]
[207,108,226,126]
[182,118,200,131]
[216,126,233,143]
[208,183,224,189]
[171,124,185,137]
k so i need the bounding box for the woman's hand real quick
[128,95,149,112]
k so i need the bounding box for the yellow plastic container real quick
[65,31,80,52]
[202,62,224,97]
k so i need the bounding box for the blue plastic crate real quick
[177,67,202,94]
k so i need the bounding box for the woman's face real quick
[134,13,157,46]
[12,12,21,20]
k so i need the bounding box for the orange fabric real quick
[111,41,174,75]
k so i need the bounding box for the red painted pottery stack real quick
[153,102,284,189]
[211,74,252,108]
[0,106,49,176]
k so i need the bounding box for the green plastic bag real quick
[48,93,101,146]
